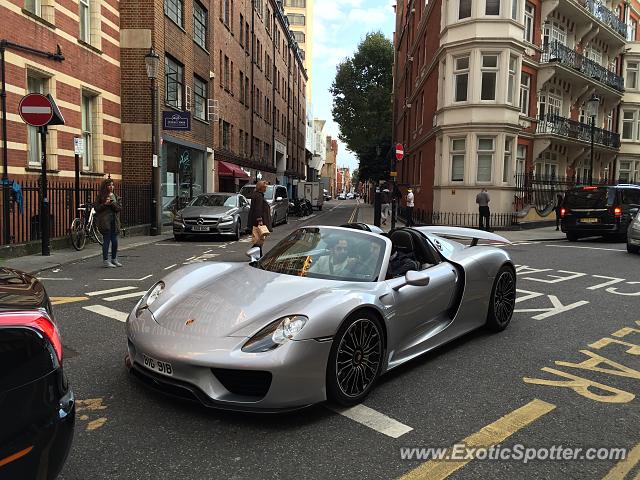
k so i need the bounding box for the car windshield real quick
[564,187,615,208]
[189,194,237,207]
[240,185,275,199]
[256,227,386,282]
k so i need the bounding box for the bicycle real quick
[69,203,103,250]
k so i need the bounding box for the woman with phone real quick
[95,179,123,267]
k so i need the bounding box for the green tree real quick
[331,32,393,182]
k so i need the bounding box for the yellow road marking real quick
[399,399,556,480]
[602,442,640,480]
[51,296,89,305]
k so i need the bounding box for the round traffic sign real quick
[395,143,404,161]
[18,93,54,127]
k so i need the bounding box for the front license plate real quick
[142,353,173,376]
[579,218,599,223]
[192,225,210,232]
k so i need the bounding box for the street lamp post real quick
[586,94,600,186]
[145,48,160,235]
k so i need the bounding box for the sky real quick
[311,0,395,173]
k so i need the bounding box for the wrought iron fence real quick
[401,208,518,229]
[513,173,639,212]
[536,114,621,148]
[582,0,628,38]
[542,41,624,91]
[0,180,151,246]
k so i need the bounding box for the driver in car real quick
[308,238,357,276]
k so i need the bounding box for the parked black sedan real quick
[0,268,75,479]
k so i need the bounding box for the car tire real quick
[628,242,640,254]
[233,220,241,241]
[566,232,579,242]
[283,211,288,224]
[486,265,516,332]
[319,205,322,211]
[327,312,384,406]
[272,215,277,228]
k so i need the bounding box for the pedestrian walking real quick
[248,180,272,256]
[555,193,564,231]
[381,187,391,226]
[406,187,415,226]
[476,187,491,231]
[95,179,122,267]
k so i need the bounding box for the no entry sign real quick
[395,143,404,161]
[18,93,54,127]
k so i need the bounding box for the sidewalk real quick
[2,233,174,275]
[355,201,566,243]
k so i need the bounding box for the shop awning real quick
[218,161,249,178]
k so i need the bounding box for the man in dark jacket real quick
[248,181,272,255]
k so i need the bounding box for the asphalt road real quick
[37,200,640,480]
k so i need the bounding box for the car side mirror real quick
[393,270,430,290]
[246,247,262,262]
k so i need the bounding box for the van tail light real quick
[0,311,62,364]
[613,206,622,218]
[560,207,566,218]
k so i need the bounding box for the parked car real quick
[125,225,515,411]
[346,192,355,199]
[173,193,250,241]
[0,268,75,479]
[239,184,289,227]
[337,193,347,200]
[560,184,640,242]
[628,210,640,253]
[323,189,331,201]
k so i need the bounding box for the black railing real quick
[0,180,151,246]
[514,173,639,212]
[536,114,621,148]
[401,208,518,229]
[542,41,624,91]
[581,0,628,38]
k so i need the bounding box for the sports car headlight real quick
[241,315,308,353]
[135,281,165,318]
[220,215,234,223]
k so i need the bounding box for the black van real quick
[560,184,640,241]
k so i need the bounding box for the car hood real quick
[150,263,338,338]
[179,206,236,217]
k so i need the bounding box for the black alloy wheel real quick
[486,265,516,332]
[327,313,384,406]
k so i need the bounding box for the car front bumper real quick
[173,221,237,235]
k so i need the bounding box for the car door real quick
[384,262,458,367]
[238,195,249,230]
[276,186,288,220]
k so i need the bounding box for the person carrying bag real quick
[248,181,272,256]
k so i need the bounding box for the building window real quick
[520,72,530,115]
[538,87,562,118]
[511,0,518,20]
[507,55,517,104]
[222,0,231,26]
[79,0,90,42]
[165,56,184,109]
[164,0,183,26]
[240,15,244,46]
[459,0,471,19]
[24,0,42,15]
[81,94,94,171]
[543,21,566,48]
[516,144,526,176]
[451,138,465,181]
[606,109,613,131]
[627,61,638,90]
[454,56,469,102]
[284,0,305,6]
[224,55,230,90]
[585,45,602,65]
[622,110,637,140]
[194,76,207,120]
[628,19,637,41]
[481,54,498,101]
[221,121,231,149]
[503,138,513,182]
[292,31,305,43]
[27,74,45,166]
[288,13,305,25]
[524,3,534,43]
[477,137,494,182]
[486,0,499,15]
[193,1,207,49]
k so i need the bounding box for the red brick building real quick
[0,0,122,242]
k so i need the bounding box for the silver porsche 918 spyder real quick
[125,225,516,411]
